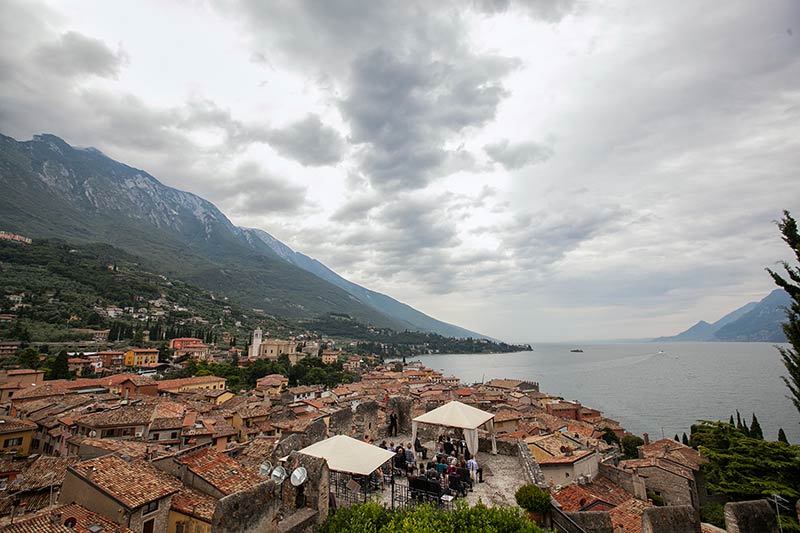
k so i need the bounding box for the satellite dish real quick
[89,430,97,438]
[290,466,307,487]
[271,466,287,485]
[259,461,273,478]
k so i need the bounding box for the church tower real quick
[249,327,262,359]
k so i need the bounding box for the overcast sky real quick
[1,0,798,342]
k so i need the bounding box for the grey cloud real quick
[34,31,127,78]
[484,139,554,170]
[227,1,522,190]
[212,162,309,216]
[340,48,519,190]
[330,194,381,223]
[263,115,346,166]
[473,0,579,22]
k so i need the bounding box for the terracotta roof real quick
[76,403,155,428]
[74,437,166,460]
[538,449,594,465]
[70,455,181,509]
[236,438,278,467]
[0,416,36,434]
[494,409,524,422]
[157,376,226,391]
[6,369,43,376]
[177,447,261,495]
[553,476,633,512]
[256,374,287,387]
[619,457,694,480]
[9,456,81,492]
[0,503,135,533]
[607,497,652,533]
[638,438,705,470]
[171,487,217,522]
[105,373,156,387]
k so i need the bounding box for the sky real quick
[1,0,798,342]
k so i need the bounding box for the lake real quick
[416,342,799,443]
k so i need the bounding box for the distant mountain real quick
[713,289,791,342]
[656,290,789,342]
[0,133,486,339]
[240,227,485,339]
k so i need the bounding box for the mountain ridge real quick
[656,289,789,342]
[0,132,487,339]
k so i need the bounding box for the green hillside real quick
[0,238,291,344]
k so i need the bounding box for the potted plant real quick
[515,483,551,524]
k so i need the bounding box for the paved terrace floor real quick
[372,435,522,509]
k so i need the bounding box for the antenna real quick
[772,494,789,533]
[270,466,288,485]
[290,467,307,487]
[258,461,273,478]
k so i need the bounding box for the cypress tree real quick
[749,413,764,439]
[682,433,689,445]
[767,210,800,419]
[778,428,788,443]
[674,434,680,442]
[736,410,743,430]
[729,414,735,426]
[50,349,70,380]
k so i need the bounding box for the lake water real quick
[416,342,799,444]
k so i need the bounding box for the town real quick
[0,321,780,533]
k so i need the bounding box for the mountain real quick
[656,290,789,342]
[0,133,486,338]
[713,289,791,342]
[239,227,485,339]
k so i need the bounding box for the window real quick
[150,433,160,441]
[142,500,159,515]
[3,438,22,448]
[171,431,178,439]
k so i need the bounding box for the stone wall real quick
[636,464,697,508]
[724,499,778,533]
[565,511,614,533]
[598,463,646,500]
[386,396,412,434]
[327,406,353,436]
[353,401,379,441]
[212,452,328,533]
[641,506,701,533]
[478,436,519,456]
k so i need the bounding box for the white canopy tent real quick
[411,401,497,456]
[297,434,396,476]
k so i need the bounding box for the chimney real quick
[642,432,649,445]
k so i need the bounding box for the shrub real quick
[514,484,551,514]
[700,503,724,528]
[320,502,545,533]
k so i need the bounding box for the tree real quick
[600,427,620,446]
[674,434,680,442]
[749,413,763,440]
[682,433,689,445]
[49,349,70,380]
[18,347,40,369]
[691,421,800,500]
[767,210,800,418]
[729,415,735,426]
[735,410,749,435]
[778,428,789,443]
[621,434,644,459]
